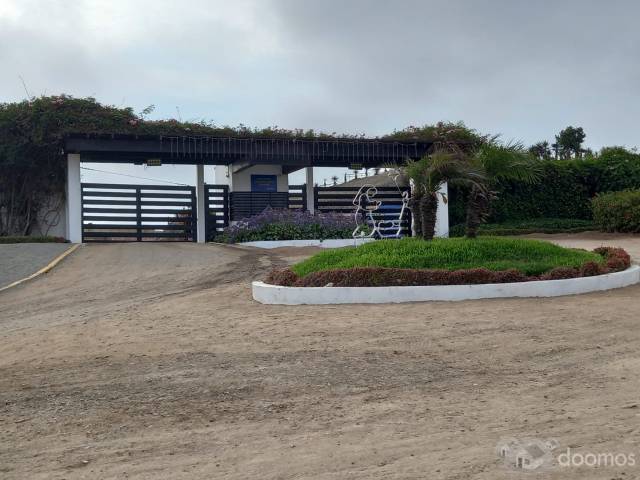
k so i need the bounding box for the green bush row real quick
[0,235,67,244]
[449,218,596,237]
[592,190,640,232]
[449,147,640,224]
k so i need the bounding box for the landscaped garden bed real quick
[213,208,354,243]
[265,237,631,287]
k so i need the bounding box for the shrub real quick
[214,207,354,243]
[265,268,298,286]
[539,267,580,280]
[594,147,640,193]
[289,267,529,287]
[580,261,603,277]
[595,246,631,272]
[592,190,640,233]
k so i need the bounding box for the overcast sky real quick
[2,0,639,185]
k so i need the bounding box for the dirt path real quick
[2,235,640,479]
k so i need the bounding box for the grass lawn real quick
[291,237,604,277]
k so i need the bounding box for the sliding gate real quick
[81,183,197,242]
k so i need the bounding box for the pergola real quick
[64,134,435,243]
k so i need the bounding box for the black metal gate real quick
[288,184,307,211]
[81,183,197,242]
[204,184,229,240]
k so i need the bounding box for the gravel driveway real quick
[1,234,640,479]
[0,243,72,288]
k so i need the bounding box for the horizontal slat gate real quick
[229,192,289,220]
[288,184,307,211]
[314,186,412,236]
[81,183,197,242]
[204,184,229,240]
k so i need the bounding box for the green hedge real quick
[0,235,67,244]
[592,190,640,232]
[591,147,640,193]
[449,218,596,237]
[449,148,640,225]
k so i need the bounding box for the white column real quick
[305,167,315,214]
[435,182,449,238]
[65,153,82,243]
[196,164,206,243]
[409,179,417,237]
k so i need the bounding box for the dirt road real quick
[2,235,640,479]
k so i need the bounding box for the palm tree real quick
[402,152,485,240]
[529,141,552,160]
[464,142,541,238]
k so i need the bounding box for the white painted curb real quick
[252,265,640,305]
[239,238,375,249]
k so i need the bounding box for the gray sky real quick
[2,0,639,185]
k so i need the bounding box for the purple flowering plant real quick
[213,207,355,243]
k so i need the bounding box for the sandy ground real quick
[0,243,71,288]
[1,234,640,479]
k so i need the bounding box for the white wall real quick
[65,154,82,243]
[213,165,229,185]
[29,154,76,241]
[228,165,288,192]
[28,194,67,238]
[410,181,449,238]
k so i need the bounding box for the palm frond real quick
[426,150,486,191]
[474,142,541,184]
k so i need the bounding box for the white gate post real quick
[66,153,82,243]
[410,180,449,238]
[196,164,206,243]
[305,167,315,214]
[435,182,449,238]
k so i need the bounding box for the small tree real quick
[403,152,484,240]
[465,142,541,238]
[529,141,552,160]
[555,126,586,159]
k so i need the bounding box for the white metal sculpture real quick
[352,177,409,239]
[352,184,381,239]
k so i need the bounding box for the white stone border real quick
[252,265,640,304]
[238,238,375,249]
